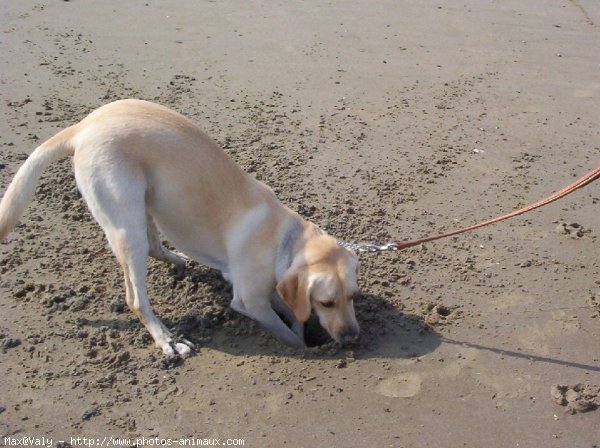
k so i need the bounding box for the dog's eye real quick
[321,301,335,308]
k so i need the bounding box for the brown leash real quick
[339,165,600,253]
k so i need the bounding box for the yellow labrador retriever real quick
[0,99,360,356]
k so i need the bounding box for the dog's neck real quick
[275,215,326,281]
[275,217,303,281]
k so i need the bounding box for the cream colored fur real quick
[0,99,360,356]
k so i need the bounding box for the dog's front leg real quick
[231,290,306,349]
[271,292,304,342]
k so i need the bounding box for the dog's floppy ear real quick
[276,268,311,322]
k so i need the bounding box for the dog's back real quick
[1,99,280,248]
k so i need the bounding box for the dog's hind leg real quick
[146,213,189,270]
[74,160,192,356]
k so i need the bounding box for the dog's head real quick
[276,235,360,344]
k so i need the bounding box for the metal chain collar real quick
[338,241,399,253]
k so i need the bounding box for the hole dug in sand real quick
[303,314,334,347]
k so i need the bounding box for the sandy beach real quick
[1,1,599,446]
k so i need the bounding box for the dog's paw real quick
[161,343,177,357]
[174,342,192,357]
[161,339,195,357]
[173,250,191,263]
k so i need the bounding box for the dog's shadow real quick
[162,264,442,361]
[84,264,441,362]
[191,293,442,361]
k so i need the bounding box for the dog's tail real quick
[0,125,78,241]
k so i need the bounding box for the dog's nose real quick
[339,325,360,344]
